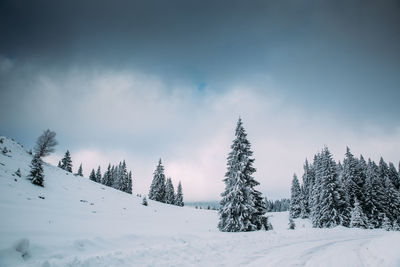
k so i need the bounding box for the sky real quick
[0,0,399,201]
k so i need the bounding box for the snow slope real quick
[0,136,399,267]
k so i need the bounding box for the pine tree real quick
[127,171,133,194]
[350,197,368,228]
[175,181,184,207]
[148,159,166,202]
[288,216,296,230]
[15,168,21,177]
[342,147,363,209]
[29,154,44,186]
[290,173,302,218]
[76,163,83,177]
[363,160,384,228]
[95,166,102,183]
[218,118,261,232]
[388,162,400,190]
[142,196,148,206]
[102,164,113,186]
[301,159,314,217]
[89,169,96,182]
[165,178,175,204]
[317,147,350,227]
[383,176,400,224]
[57,161,62,168]
[61,150,72,173]
[382,215,392,231]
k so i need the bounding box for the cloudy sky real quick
[1,0,399,201]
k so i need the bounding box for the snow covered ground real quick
[1,136,399,267]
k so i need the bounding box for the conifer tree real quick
[175,181,184,207]
[142,196,148,206]
[95,166,102,183]
[148,159,166,202]
[342,147,363,208]
[290,173,302,218]
[76,163,83,177]
[127,171,133,194]
[165,178,175,204]
[102,164,113,186]
[383,176,400,224]
[382,215,392,231]
[61,150,72,173]
[15,168,21,177]
[89,169,96,182]
[57,161,62,168]
[363,159,384,228]
[388,162,400,190]
[288,216,296,230]
[318,147,350,227]
[350,197,368,228]
[29,154,45,186]
[218,118,262,232]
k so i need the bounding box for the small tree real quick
[76,163,83,177]
[175,181,184,207]
[142,196,148,206]
[15,168,21,177]
[89,169,96,182]
[290,174,302,219]
[350,198,368,228]
[29,154,44,186]
[288,217,296,230]
[2,147,7,155]
[61,151,72,173]
[33,129,57,158]
[95,166,102,183]
[382,215,392,231]
[165,178,175,204]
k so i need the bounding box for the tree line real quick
[290,146,400,230]
[148,159,184,207]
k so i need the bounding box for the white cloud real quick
[3,64,400,201]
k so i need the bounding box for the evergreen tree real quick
[29,154,44,186]
[350,197,368,228]
[383,176,400,224]
[363,159,384,228]
[290,174,302,218]
[15,168,21,177]
[218,118,262,232]
[102,164,113,186]
[382,215,392,231]
[342,147,363,208]
[89,169,96,182]
[76,163,83,177]
[57,161,62,168]
[127,171,133,194]
[148,159,166,202]
[95,166,102,183]
[175,181,184,207]
[317,147,350,227]
[142,196,148,206]
[301,159,314,217]
[61,150,72,172]
[310,153,323,227]
[288,216,296,230]
[388,162,400,190]
[165,178,175,204]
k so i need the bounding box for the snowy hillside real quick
[1,136,400,266]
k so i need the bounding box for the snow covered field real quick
[1,136,399,267]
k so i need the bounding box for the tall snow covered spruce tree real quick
[289,174,302,219]
[218,118,266,232]
[165,178,175,204]
[29,154,45,186]
[175,181,184,206]
[60,150,73,173]
[148,159,166,203]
